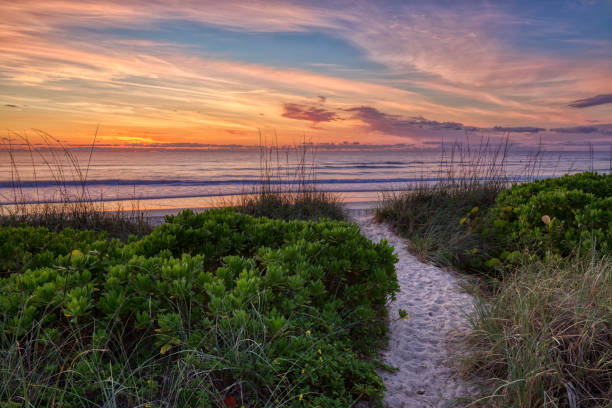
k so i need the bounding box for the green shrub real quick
[0,209,397,407]
[475,172,611,273]
[0,226,122,277]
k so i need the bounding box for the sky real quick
[1,0,611,149]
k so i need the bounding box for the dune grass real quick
[376,136,514,270]
[230,137,345,222]
[0,131,151,240]
[376,183,501,270]
[464,254,611,407]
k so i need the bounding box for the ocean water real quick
[1,148,609,212]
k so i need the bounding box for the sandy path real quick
[352,212,477,408]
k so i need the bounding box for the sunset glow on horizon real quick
[1,0,611,149]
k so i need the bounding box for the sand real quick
[351,210,478,408]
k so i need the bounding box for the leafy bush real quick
[0,209,397,407]
[475,172,611,273]
[0,226,120,277]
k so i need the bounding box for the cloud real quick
[281,103,338,123]
[550,124,612,135]
[0,1,344,34]
[568,94,612,108]
[136,142,244,148]
[492,126,546,133]
[550,125,599,133]
[345,106,606,138]
[345,106,466,136]
[58,141,413,151]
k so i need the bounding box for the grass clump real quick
[235,190,345,222]
[232,137,345,222]
[0,206,152,241]
[0,208,398,407]
[377,184,501,270]
[376,137,510,270]
[1,131,151,240]
[465,255,611,407]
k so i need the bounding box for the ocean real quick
[1,147,609,212]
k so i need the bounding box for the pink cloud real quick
[568,94,612,108]
[282,103,338,123]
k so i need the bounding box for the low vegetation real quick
[230,138,345,222]
[377,183,501,270]
[475,172,611,273]
[378,170,611,407]
[0,205,152,241]
[1,132,152,239]
[466,254,611,407]
[3,131,610,407]
[377,137,510,270]
[0,209,398,407]
[235,190,345,222]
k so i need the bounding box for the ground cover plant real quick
[474,172,611,273]
[0,208,398,407]
[465,253,611,408]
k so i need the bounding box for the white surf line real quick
[352,212,478,408]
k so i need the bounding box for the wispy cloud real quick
[551,125,600,133]
[345,106,468,136]
[550,124,612,135]
[492,126,546,133]
[568,94,612,108]
[281,103,338,123]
